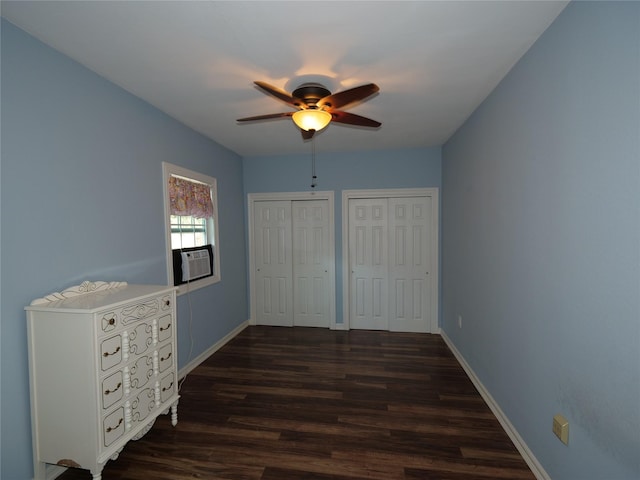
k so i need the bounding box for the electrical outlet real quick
[553,414,569,445]
[458,314,462,328]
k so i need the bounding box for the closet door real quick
[292,200,330,328]
[348,195,434,332]
[388,197,432,332]
[348,198,389,330]
[254,201,293,326]
[253,198,332,328]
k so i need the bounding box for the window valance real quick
[168,176,213,218]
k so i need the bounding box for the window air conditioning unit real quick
[172,245,214,285]
[181,249,211,282]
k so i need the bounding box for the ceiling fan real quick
[237,81,381,140]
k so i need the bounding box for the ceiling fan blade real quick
[317,83,379,110]
[254,81,305,108]
[237,112,293,122]
[301,129,316,140]
[330,111,381,128]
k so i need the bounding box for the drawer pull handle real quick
[103,346,121,357]
[106,417,123,433]
[108,318,116,326]
[160,323,171,332]
[164,300,171,306]
[104,382,122,396]
[161,352,172,362]
[162,381,174,392]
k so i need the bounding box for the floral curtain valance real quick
[168,176,213,218]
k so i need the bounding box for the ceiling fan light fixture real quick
[292,109,332,132]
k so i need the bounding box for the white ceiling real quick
[1,1,568,157]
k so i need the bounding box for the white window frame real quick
[162,162,221,294]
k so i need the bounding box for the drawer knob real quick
[164,300,171,306]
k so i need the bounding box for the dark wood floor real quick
[58,326,535,480]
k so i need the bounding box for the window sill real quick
[174,275,220,296]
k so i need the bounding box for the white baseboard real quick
[178,320,248,379]
[439,330,550,480]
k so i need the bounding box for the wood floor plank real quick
[57,326,535,480]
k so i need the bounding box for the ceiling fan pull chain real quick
[311,137,317,189]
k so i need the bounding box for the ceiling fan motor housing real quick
[292,83,331,108]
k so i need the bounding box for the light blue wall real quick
[243,148,442,324]
[6,1,638,479]
[442,2,639,479]
[1,19,247,479]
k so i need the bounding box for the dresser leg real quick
[92,471,102,480]
[171,402,178,426]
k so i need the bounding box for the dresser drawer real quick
[157,343,174,373]
[103,407,125,448]
[100,335,122,371]
[160,294,172,311]
[100,311,118,335]
[157,314,173,343]
[159,372,176,404]
[101,371,123,410]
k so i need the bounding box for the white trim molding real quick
[440,331,551,480]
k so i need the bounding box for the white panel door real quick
[349,198,389,330]
[388,197,432,332]
[292,200,330,328]
[254,201,293,326]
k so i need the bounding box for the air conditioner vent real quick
[180,249,211,282]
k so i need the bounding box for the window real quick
[163,162,220,292]
[170,215,208,249]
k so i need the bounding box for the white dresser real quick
[26,281,180,480]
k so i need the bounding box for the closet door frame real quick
[342,188,439,333]
[248,191,336,329]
